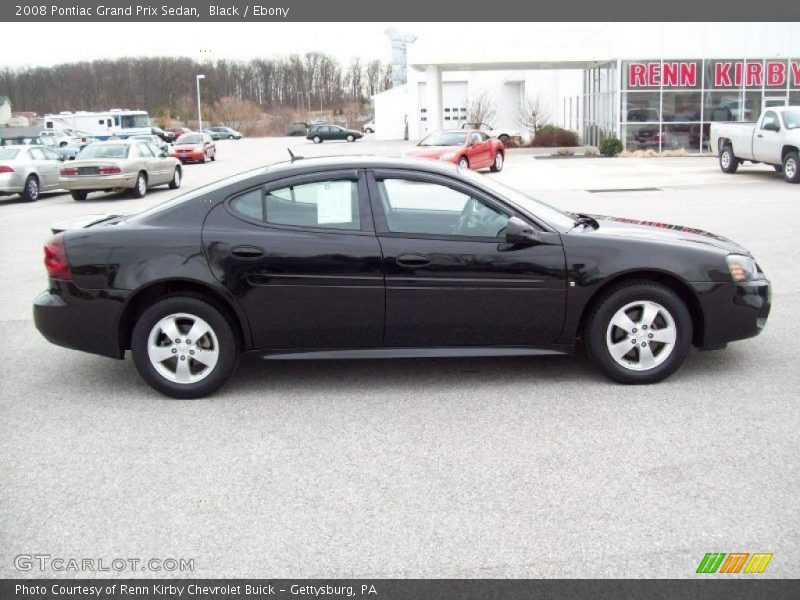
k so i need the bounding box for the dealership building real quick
[373,23,800,153]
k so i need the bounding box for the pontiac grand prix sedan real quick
[34,157,770,398]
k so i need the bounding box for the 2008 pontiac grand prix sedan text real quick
[33,157,770,398]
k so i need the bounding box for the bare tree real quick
[466,91,497,124]
[518,95,550,134]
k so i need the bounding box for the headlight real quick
[727,254,763,282]
[439,152,456,160]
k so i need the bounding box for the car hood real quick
[173,144,202,151]
[405,146,462,158]
[583,214,749,254]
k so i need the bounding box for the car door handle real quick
[757,134,763,138]
[396,254,431,267]
[230,245,265,258]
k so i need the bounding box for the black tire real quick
[71,191,88,201]
[131,295,239,399]
[719,145,739,173]
[20,175,40,202]
[210,152,216,162]
[228,135,234,140]
[313,136,322,144]
[168,166,182,190]
[458,156,469,169]
[346,134,355,142]
[200,153,207,164]
[585,281,693,384]
[782,150,800,183]
[498,134,510,144]
[490,151,504,172]
[773,165,783,172]
[131,172,147,198]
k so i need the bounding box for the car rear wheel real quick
[21,175,40,202]
[131,172,147,198]
[719,145,739,173]
[71,191,88,201]
[490,152,504,172]
[131,296,239,399]
[782,151,800,183]
[168,167,182,189]
[313,136,322,144]
[458,156,469,169]
[585,282,692,384]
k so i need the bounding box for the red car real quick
[404,129,505,172]
[166,126,191,140]
[169,132,216,164]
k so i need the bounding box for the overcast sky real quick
[3,22,604,67]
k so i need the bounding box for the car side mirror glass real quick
[764,121,779,132]
[505,216,545,245]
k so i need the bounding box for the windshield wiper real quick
[570,212,599,230]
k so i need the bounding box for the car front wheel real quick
[313,136,322,144]
[490,152,504,172]
[131,296,239,399]
[346,134,355,142]
[168,167,181,189]
[585,282,692,384]
[782,151,800,183]
[458,156,469,169]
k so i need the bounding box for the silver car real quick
[0,145,65,202]
[59,139,182,201]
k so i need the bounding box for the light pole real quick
[196,74,205,131]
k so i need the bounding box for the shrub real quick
[554,148,574,156]
[599,135,624,157]
[532,125,580,147]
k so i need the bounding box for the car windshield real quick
[419,132,467,146]
[127,167,265,223]
[458,169,576,232]
[177,134,203,144]
[77,144,129,159]
[782,109,800,129]
[0,148,20,159]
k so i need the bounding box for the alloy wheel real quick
[605,300,677,371]
[147,313,220,384]
[27,177,39,200]
[721,151,731,169]
[786,158,796,179]
[495,153,504,170]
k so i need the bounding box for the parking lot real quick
[1,137,798,578]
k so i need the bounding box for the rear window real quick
[77,144,130,159]
[0,148,20,159]
[177,134,203,144]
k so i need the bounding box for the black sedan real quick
[34,157,770,398]
[306,124,363,143]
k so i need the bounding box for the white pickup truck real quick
[710,106,800,183]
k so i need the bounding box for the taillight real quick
[99,166,121,174]
[44,232,71,280]
[0,165,13,174]
[60,166,78,176]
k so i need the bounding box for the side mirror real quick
[763,121,779,132]
[160,148,168,157]
[505,216,546,245]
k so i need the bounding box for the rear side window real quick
[230,180,360,231]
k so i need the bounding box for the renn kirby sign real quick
[627,60,800,88]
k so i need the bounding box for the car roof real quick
[265,154,460,178]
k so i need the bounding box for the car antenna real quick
[287,148,303,162]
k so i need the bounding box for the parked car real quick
[170,132,216,163]
[285,122,309,136]
[59,139,181,200]
[34,156,770,398]
[362,119,375,134]
[151,126,174,143]
[39,130,74,147]
[206,126,242,140]
[166,126,191,140]
[306,124,363,143]
[404,129,505,171]
[460,121,520,144]
[0,144,65,201]
[52,136,98,160]
[710,106,800,183]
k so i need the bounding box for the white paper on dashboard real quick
[317,182,352,223]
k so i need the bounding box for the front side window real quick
[762,111,779,130]
[377,178,509,238]
[231,180,360,231]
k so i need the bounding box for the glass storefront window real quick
[623,92,659,122]
[663,124,700,152]
[662,92,702,122]
[744,91,763,122]
[703,91,741,122]
[623,124,661,150]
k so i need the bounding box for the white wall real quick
[373,85,408,141]
[0,101,11,126]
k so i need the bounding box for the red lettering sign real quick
[629,63,646,87]
[766,61,786,86]
[791,61,800,86]
[746,62,763,87]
